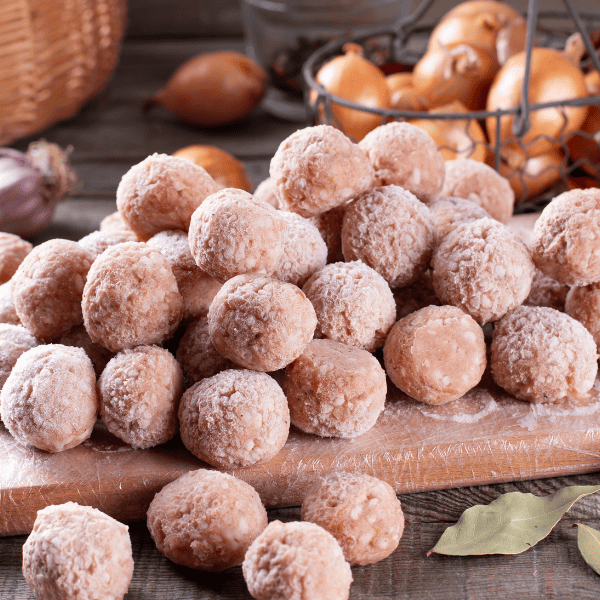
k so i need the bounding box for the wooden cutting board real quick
[5,213,600,537]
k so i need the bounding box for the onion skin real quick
[173,145,252,192]
[412,44,498,111]
[386,73,429,112]
[311,43,390,142]
[486,47,588,167]
[145,51,268,127]
[500,148,564,203]
[409,101,488,163]
[428,0,526,65]
[566,105,600,177]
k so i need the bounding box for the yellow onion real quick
[585,70,600,95]
[566,105,600,177]
[412,43,498,111]
[311,43,390,141]
[409,101,488,162]
[486,36,588,168]
[500,148,564,203]
[429,0,526,65]
[173,144,252,192]
[145,51,268,127]
[386,73,429,112]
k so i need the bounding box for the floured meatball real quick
[393,271,441,321]
[531,188,600,286]
[359,121,445,203]
[429,196,492,243]
[302,261,396,352]
[82,242,183,352]
[0,232,32,284]
[342,185,437,288]
[275,211,327,287]
[176,315,236,385]
[178,369,289,468]
[58,325,115,378]
[270,125,374,217]
[491,306,598,403]
[22,502,133,600]
[253,177,280,208]
[147,229,222,320]
[98,346,184,449]
[243,520,352,600]
[116,153,220,241]
[147,469,267,571]
[565,282,600,349]
[209,274,316,372]
[524,269,569,311]
[383,305,486,405]
[0,324,37,390]
[284,339,386,438]
[301,472,404,566]
[0,282,19,325]
[99,211,135,234]
[308,205,346,264]
[188,188,287,283]
[1,345,98,452]
[432,218,535,324]
[440,159,514,224]
[12,239,94,341]
[78,230,138,261]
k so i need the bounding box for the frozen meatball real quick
[78,229,138,261]
[253,177,280,208]
[0,232,32,284]
[12,239,93,341]
[1,345,98,452]
[301,472,404,566]
[98,346,184,449]
[524,269,569,311]
[491,306,598,403]
[82,242,183,352]
[393,271,441,320]
[209,274,317,372]
[429,196,492,243]
[284,339,386,438]
[383,305,486,405]
[148,229,222,320]
[176,315,235,386]
[432,218,535,324]
[0,324,37,390]
[58,325,115,378]
[270,125,374,217]
[531,188,600,286]
[147,469,267,571]
[188,188,287,283]
[243,520,352,600]
[358,121,445,203]
[22,502,133,600]
[308,205,346,264]
[275,211,327,287]
[99,211,135,234]
[0,281,19,325]
[440,159,514,224]
[342,185,437,288]
[302,261,396,352]
[116,153,220,241]
[179,369,289,468]
[565,282,600,349]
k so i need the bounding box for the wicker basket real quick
[0,0,127,145]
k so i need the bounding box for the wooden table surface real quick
[2,36,600,600]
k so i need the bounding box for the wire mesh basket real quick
[303,0,600,209]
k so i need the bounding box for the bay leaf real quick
[428,484,600,556]
[576,523,600,575]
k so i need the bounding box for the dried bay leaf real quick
[576,523,600,575]
[428,485,600,556]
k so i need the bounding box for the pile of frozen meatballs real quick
[2,122,600,600]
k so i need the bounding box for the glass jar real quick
[241,0,412,120]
